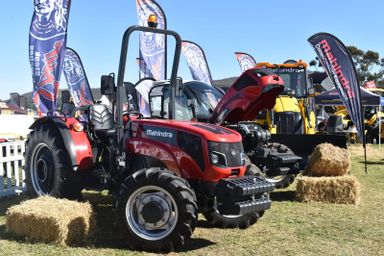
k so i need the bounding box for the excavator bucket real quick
[269,133,348,166]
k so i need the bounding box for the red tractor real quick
[148,68,303,188]
[23,24,274,251]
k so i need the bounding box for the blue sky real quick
[0,0,383,100]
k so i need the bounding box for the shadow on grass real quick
[0,195,28,216]
[0,224,29,243]
[85,193,215,251]
[196,219,215,229]
[174,237,215,252]
[270,190,296,202]
[0,192,215,251]
[358,161,384,165]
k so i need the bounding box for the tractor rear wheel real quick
[265,142,296,189]
[24,124,82,199]
[116,168,198,252]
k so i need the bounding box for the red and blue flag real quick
[29,0,71,115]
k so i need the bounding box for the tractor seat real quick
[89,104,115,140]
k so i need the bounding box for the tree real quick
[347,46,384,87]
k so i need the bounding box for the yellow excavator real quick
[253,60,347,161]
[331,88,384,143]
[254,60,316,134]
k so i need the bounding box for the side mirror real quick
[101,73,115,95]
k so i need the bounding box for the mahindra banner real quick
[182,40,213,86]
[235,52,257,72]
[308,33,364,142]
[63,48,94,107]
[136,0,166,80]
[29,0,71,114]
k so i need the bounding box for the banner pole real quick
[364,143,368,174]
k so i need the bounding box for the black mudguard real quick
[29,117,79,171]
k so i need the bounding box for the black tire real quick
[244,156,266,178]
[265,142,296,189]
[116,168,198,252]
[202,159,264,229]
[202,200,262,229]
[366,125,380,144]
[24,124,82,200]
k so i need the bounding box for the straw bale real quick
[304,143,350,177]
[296,175,360,204]
[5,196,94,246]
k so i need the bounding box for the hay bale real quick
[6,196,94,246]
[303,143,350,177]
[296,175,360,204]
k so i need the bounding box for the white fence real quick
[0,140,26,197]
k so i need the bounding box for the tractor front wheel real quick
[116,168,198,252]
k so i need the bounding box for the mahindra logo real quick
[230,149,237,156]
[146,129,173,138]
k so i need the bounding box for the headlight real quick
[210,151,227,167]
[208,141,244,167]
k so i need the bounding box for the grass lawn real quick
[0,145,383,255]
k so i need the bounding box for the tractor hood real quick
[209,68,284,124]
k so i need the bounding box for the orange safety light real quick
[147,14,158,28]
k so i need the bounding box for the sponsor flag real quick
[235,52,256,72]
[136,0,166,80]
[63,48,94,107]
[182,40,213,86]
[308,32,367,172]
[308,33,364,141]
[29,0,71,115]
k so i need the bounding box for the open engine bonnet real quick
[208,68,284,124]
[183,68,284,125]
[148,68,284,124]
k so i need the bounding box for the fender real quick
[29,117,93,171]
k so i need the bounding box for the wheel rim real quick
[266,175,287,184]
[213,198,242,219]
[30,142,55,195]
[125,185,178,241]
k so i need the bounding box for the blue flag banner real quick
[235,52,257,72]
[136,0,166,80]
[308,33,364,143]
[182,40,213,86]
[63,48,94,107]
[29,0,71,115]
